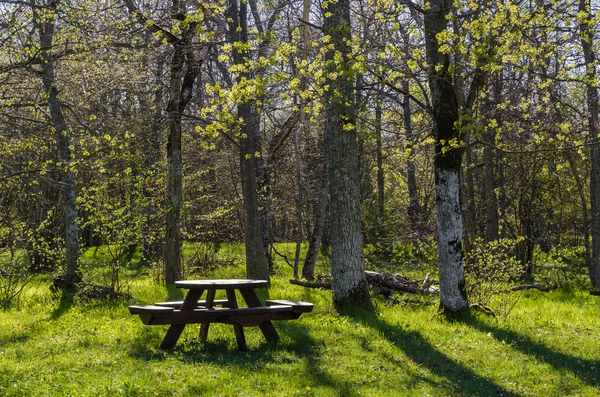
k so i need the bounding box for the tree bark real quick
[375,96,385,236]
[578,0,600,288]
[227,0,270,280]
[122,0,223,283]
[424,0,469,313]
[403,81,422,237]
[483,129,499,242]
[164,44,185,284]
[302,162,328,280]
[462,147,476,253]
[323,0,372,312]
[566,152,591,266]
[33,1,80,286]
[483,75,501,242]
[292,112,303,279]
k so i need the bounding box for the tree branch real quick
[121,0,180,44]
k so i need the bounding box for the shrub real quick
[0,250,34,309]
[464,238,523,317]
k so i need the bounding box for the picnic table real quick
[129,279,313,350]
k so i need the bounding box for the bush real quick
[464,238,523,317]
[0,251,34,309]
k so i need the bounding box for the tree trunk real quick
[293,112,303,279]
[227,0,270,280]
[579,0,600,288]
[483,129,499,242]
[238,104,270,280]
[424,0,469,313]
[302,162,328,280]
[375,96,385,236]
[33,1,80,286]
[462,147,476,253]
[142,57,165,263]
[403,81,422,237]
[323,0,372,312]
[164,44,185,284]
[566,152,591,266]
[483,75,501,242]
[121,0,222,284]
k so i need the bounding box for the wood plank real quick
[159,288,205,349]
[226,288,246,350]
[199,289,216,343]
[154,299,230,308]
[265,300,314,313]
[129,305,174,315]
[140,306,294,326]
[176,279,268,289]
[239,288,279,342]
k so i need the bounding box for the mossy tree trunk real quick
[323,0,372,313]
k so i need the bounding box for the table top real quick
[175,279,268,289]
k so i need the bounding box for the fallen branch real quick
[590,290,600,296]
[289,279,331,289]
[508,284,554,292]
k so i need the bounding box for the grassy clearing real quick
[1,245,599,396]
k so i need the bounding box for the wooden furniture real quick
[129,279,313,350]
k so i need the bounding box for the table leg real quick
[199,289,216,343]
[226,289,247,350]
[160,288,204,350]
[239,288,279,342]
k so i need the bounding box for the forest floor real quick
[0,244,599,396]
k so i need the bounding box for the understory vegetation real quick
[1,244,598,397]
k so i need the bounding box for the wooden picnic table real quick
[129,279,313,350]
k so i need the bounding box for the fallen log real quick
[290,271,439,296]
[590,290,600,296]
[364,271,439,295]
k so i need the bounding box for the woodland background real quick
[1,0,600,309]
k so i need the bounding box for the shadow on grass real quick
[0,328,31,347]
[128,321,356,396]
[51,290,74,320]
[353,311,516,397]
[459,315,599,387]
[278,321,357,396]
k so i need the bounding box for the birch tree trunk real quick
[33,1,80,286]
[424,0,469,313]
[323,0,372,312]
[578,0,600,288]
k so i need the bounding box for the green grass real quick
[1,246,599,396]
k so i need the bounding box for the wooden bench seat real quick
[153,299,230,308]
[129,304,297,326]
[265,300,314,313]
[129,305,175,315]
